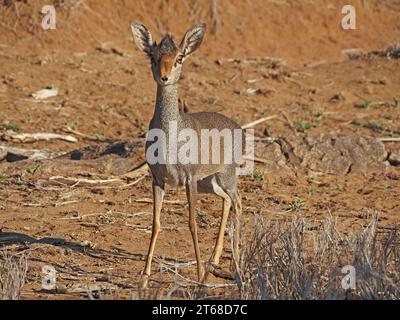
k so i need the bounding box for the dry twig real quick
[242,115,278,129]
[1,131,77,143]
[0,145,64,161]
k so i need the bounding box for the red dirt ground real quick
[0,0,399,299]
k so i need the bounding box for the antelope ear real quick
[131,21,154,58]
[179,23,206,61]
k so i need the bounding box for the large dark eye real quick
[175,55,183,67]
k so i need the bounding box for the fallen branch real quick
[246,136,277,142]
[61,212,109,220]
[304,60,327,68]
[61,126,108,142]
[119,175,147,189]
[49,176,123,186]
[1,131,77,143]
[226,57,287,67]
[243,155,272,164]
[48,163,149,188]
[0,145,65,161]
[124,223,149,231]
[66,284,117,294]
[160,264,236,288]
[208,264,235,280]
[154,257,197,269]
[115,211,151,218]
[379,138,400,142]
[242,115,278,129]
[54,200,79,207]
[22,203,46,208]
[134,197,186,205]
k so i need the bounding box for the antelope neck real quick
[155,83,180,124]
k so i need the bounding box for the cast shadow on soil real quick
[65,140,143,160]
[0,231,144,262]
[0,232,147,292]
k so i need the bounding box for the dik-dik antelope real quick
[131,21,243,288]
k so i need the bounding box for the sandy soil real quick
[0,0,399,299]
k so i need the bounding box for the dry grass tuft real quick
[369,40,400,60]
[384,41,400,59]
[131,211,399,300]
[0,250,28,300]
[234,212,400,300]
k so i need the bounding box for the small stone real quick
[0,149,7,161]
[80,240,96,249]
[341,48,364,59]
[330,92,345,103]
[389,150,400,166]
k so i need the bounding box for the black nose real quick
[161,76,168,82]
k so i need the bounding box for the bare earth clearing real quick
[0,1,399,299]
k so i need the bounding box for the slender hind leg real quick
[214,170,242,270]
[229,191,242,271]
[186,177,205,282]
[209,180,231,266]
[140,182,164,289]
[197,174,240,281]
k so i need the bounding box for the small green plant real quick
[366,121,385,133]
[3,123,21,132]
[234,115,241,124]
[26,164,42,176]
[382,184,392,190]
[296,121,312,133]
[139,124,148,137]
[0,174,11,180]
[207,97,218,105]
[37,210,45,218]
[125,196,133,204]
[287,199,306,212]
[307,187,314,196]
[98,212,116,224]
[260,106,269,116]
[197,209,205,220]
[66,119,80,130]
[394,98,400,108]
[306,110,323,129]
[91,133,106,141]
[362,100,371,109]
[251,170,265,182]
[353,123,364,131]
[315,113,323,128]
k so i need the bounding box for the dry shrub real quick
[369,41,400,59]
[236,213,400,300]
[382,41,400,59]
[134,212,399,300]
[0,250,28,300]
[353,218,400,299]
[0,0,82,7]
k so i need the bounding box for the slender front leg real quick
[185,178,205,282]
[140,182,165,289]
